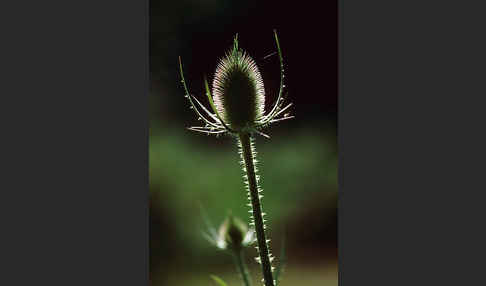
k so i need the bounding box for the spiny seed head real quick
[179,30,292,138]
[212,34,265,132]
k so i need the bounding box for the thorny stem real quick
[238,133,274,286]
[232,250,253,286]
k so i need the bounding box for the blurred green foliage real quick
[150,123,337,264]
[163,262,338,286]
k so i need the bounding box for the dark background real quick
[150,0,338,285]
[150,0,337,124]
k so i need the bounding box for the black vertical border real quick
[0,0,149,285]
[341,0,486,285]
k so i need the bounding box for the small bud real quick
[217,215,253,251]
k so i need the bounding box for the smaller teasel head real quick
[179,30,294,138]
[218,215,254,251]
[212,35,265,132]
[205,214,255,251]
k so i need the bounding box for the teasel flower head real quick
[212,37,265,132]
[179,30,294,138]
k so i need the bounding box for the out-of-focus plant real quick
[205,214,255,286]
[179,31,292,286]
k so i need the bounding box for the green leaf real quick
[210,275,229,286]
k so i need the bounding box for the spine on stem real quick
[238,133,274,286]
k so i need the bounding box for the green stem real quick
[232,249,253,286]
[238,133,274,286]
